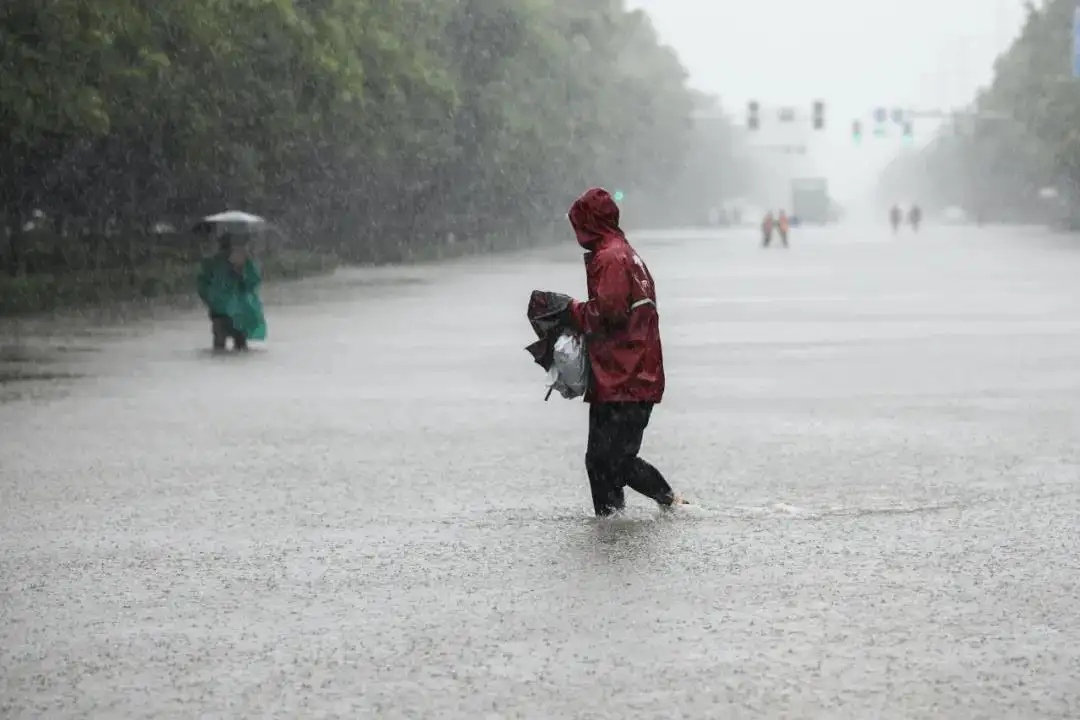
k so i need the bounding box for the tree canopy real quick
[877,0,1075,223]
[1,0,752,268]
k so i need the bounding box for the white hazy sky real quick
[627,0,1029,206]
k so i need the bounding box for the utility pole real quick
[1073,5,1080,79]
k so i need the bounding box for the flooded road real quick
[3,224,1080,718]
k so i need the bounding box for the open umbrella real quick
[192,210,268,236]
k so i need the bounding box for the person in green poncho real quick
[196,233,267,352]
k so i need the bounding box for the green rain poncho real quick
[196,252,267,341]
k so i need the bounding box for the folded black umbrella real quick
[525,290,573,371]
[525,290,581,400]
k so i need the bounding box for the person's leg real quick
[216,316,245,351]
[211,315,229,351]
[614,403,677,506]
[585,403,626,517]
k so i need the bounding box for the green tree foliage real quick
[877,0,1074,223]
[1,0,751,277]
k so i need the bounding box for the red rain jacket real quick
[567,188,665,404]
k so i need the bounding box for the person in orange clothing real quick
[776,210,790,248]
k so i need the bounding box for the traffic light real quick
[613,190,625,202]
[747,100,760,130]
[901,121,914,144]
[874,107,887,124]
[812,100,825,130]
[851,120,863,143]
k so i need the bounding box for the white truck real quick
[791,177,830,225]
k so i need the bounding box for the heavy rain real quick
[2,0,1080,718]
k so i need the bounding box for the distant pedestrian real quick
[908,204,922,232]
[762,211,775,247]
[777,210,790,247]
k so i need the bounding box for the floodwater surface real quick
[2,224,1080,718]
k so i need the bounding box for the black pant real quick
[585,402,674,516]
[764,230,788,248]
[211,314,247,351]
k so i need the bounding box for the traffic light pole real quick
[856,105,1004,144]
[692,100,827,133]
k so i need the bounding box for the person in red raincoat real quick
[565,187,686,516]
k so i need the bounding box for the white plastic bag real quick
[546,331,589,400]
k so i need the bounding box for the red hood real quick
[568,188,624,249]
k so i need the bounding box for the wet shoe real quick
[660,494,689,509]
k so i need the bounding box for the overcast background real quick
[628,0,1028,208]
